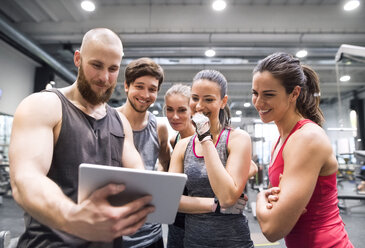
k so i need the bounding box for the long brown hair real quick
[253,52,324,126]
[192,70,231,128]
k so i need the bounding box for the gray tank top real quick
[133,112,160,171]
[17,89,124,248]
[183,128,254,248]
[123,112,162,247]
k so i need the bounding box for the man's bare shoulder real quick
[15,91,62,124]
[114,108,128,125]
[115,105,123,114]
[156,119,169,134]
[114,109,135,140]
[17,92,61,115]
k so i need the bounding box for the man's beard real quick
[127,94,149,113]
[77,65,115,105]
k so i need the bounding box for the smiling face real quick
[125,75,159,113]
[190,79,227,124]
[251,71,293,124]
[165,93,191,132]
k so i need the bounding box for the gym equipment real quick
[0,163,11,206]
[0,231,10,248]
[337,150,365,212]
[334,44,365,212]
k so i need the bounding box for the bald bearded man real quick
[9,28,154,247]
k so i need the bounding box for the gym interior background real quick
[0,0,364,247]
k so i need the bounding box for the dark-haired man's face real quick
[125,76,159,113]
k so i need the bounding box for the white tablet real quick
[78,163,187,224]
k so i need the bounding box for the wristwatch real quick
[211,196,221,213]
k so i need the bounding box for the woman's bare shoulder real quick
[287,122,332,156]
[228,128,251,141]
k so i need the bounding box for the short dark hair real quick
[124,57,164,90]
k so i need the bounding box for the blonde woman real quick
[164,84,195,247]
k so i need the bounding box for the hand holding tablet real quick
[78,163,187,224]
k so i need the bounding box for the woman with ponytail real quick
[253,53,353,247]
[168,70,254,247]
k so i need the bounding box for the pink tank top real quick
[269,119,353,248]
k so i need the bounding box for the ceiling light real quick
[81,1,95,12]
[205,49,216,57]
[344,0,360,11]
[340,75,351,82]
[212,0,227,11]
[235,110,242,115]
[243,102,251,108]
[296,50,308,58]
[152,110,159,115]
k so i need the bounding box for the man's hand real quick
[212,194,248,214]
[64,184,155,242]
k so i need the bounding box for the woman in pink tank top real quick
[252,53,353,248]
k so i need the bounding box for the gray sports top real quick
[123,112,162,247]
[133,112,160,171]
[17,89,124,248]
[183,128,254,248]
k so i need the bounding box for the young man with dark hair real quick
[117,57,170,248]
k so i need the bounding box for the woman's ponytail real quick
[298,65,324,126]
[219,104,231,128]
